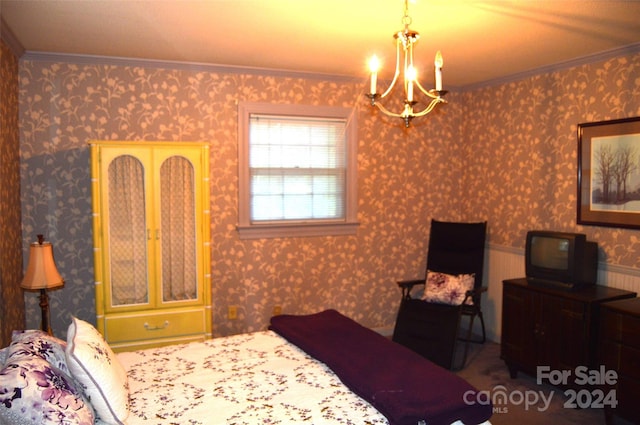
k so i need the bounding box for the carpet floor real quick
[452,341,632,425]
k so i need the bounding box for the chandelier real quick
[366,0,447,127]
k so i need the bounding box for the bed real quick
[0,310,492,425]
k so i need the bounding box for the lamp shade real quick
[20,239,65,290]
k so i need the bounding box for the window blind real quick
[249,114,347,222]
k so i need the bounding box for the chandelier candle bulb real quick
[369,55,379,94]
[406,66,416,102]
[435,51,443,91]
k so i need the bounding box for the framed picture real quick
[578,116,640,229]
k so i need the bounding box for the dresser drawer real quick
[618,376,640,423]
[105,309,207,343]
[599,340,621,370]
[601,310,622,342]
[620,345,640,380]
[621,315,640,349]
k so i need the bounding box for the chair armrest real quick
[397,279,425,299]
[473,286,488,294]
[463,286,488,305]
[397,279,426,289]
[465,286,487,295]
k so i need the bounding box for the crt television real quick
[525,231,598,288]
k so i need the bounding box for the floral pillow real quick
[0,334,95,425]
[421,270,475,306]
[65,317,129,425]
[9,330,70,374]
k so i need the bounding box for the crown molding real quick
[19,51,361,84]
[461,42,640,91]
[18,41,640,92]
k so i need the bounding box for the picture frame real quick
[578,116,640,229]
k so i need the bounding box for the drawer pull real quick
[144,320,170,331]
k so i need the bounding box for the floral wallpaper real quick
[460,55,640,266]
[0,38,24,346]
[17,62,448,338]
[11,47,640,340]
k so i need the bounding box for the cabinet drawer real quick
[620,345,640,380]
[105,309,206,343]
[618,376,640,423]
[601,310,622,342]
[599,340,621,370]
[621,315,640,349]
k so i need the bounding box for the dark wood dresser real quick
[501,278,636,382]
[598,297,640,424]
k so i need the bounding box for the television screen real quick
[525,230,598,287]
[530,236,569,271]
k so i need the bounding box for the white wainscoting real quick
[482,244,640,343]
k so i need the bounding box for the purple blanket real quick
[270,309,492,425]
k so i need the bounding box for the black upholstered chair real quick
[392,219,487,370]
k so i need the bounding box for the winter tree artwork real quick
[578,117,640,228]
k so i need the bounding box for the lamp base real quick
[39,288,53,335]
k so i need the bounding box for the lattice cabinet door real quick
[90,141,211,351]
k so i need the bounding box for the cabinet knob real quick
[144,320,170,331]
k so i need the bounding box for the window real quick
[238,102,358,239]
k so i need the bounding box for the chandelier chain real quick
[402,0,412,29]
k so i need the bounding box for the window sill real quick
[237,221,359,239]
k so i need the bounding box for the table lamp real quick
[20,234,65,335]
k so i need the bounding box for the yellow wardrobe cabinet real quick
[89,141,211,351]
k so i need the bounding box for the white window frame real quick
[237,102,358,239]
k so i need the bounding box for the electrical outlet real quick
[273,305,282,316]
[228,305,238,320]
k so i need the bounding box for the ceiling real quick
[2,0,640,88]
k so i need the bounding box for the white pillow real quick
[65,317,129,425]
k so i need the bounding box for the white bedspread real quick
[115,330,389,424]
